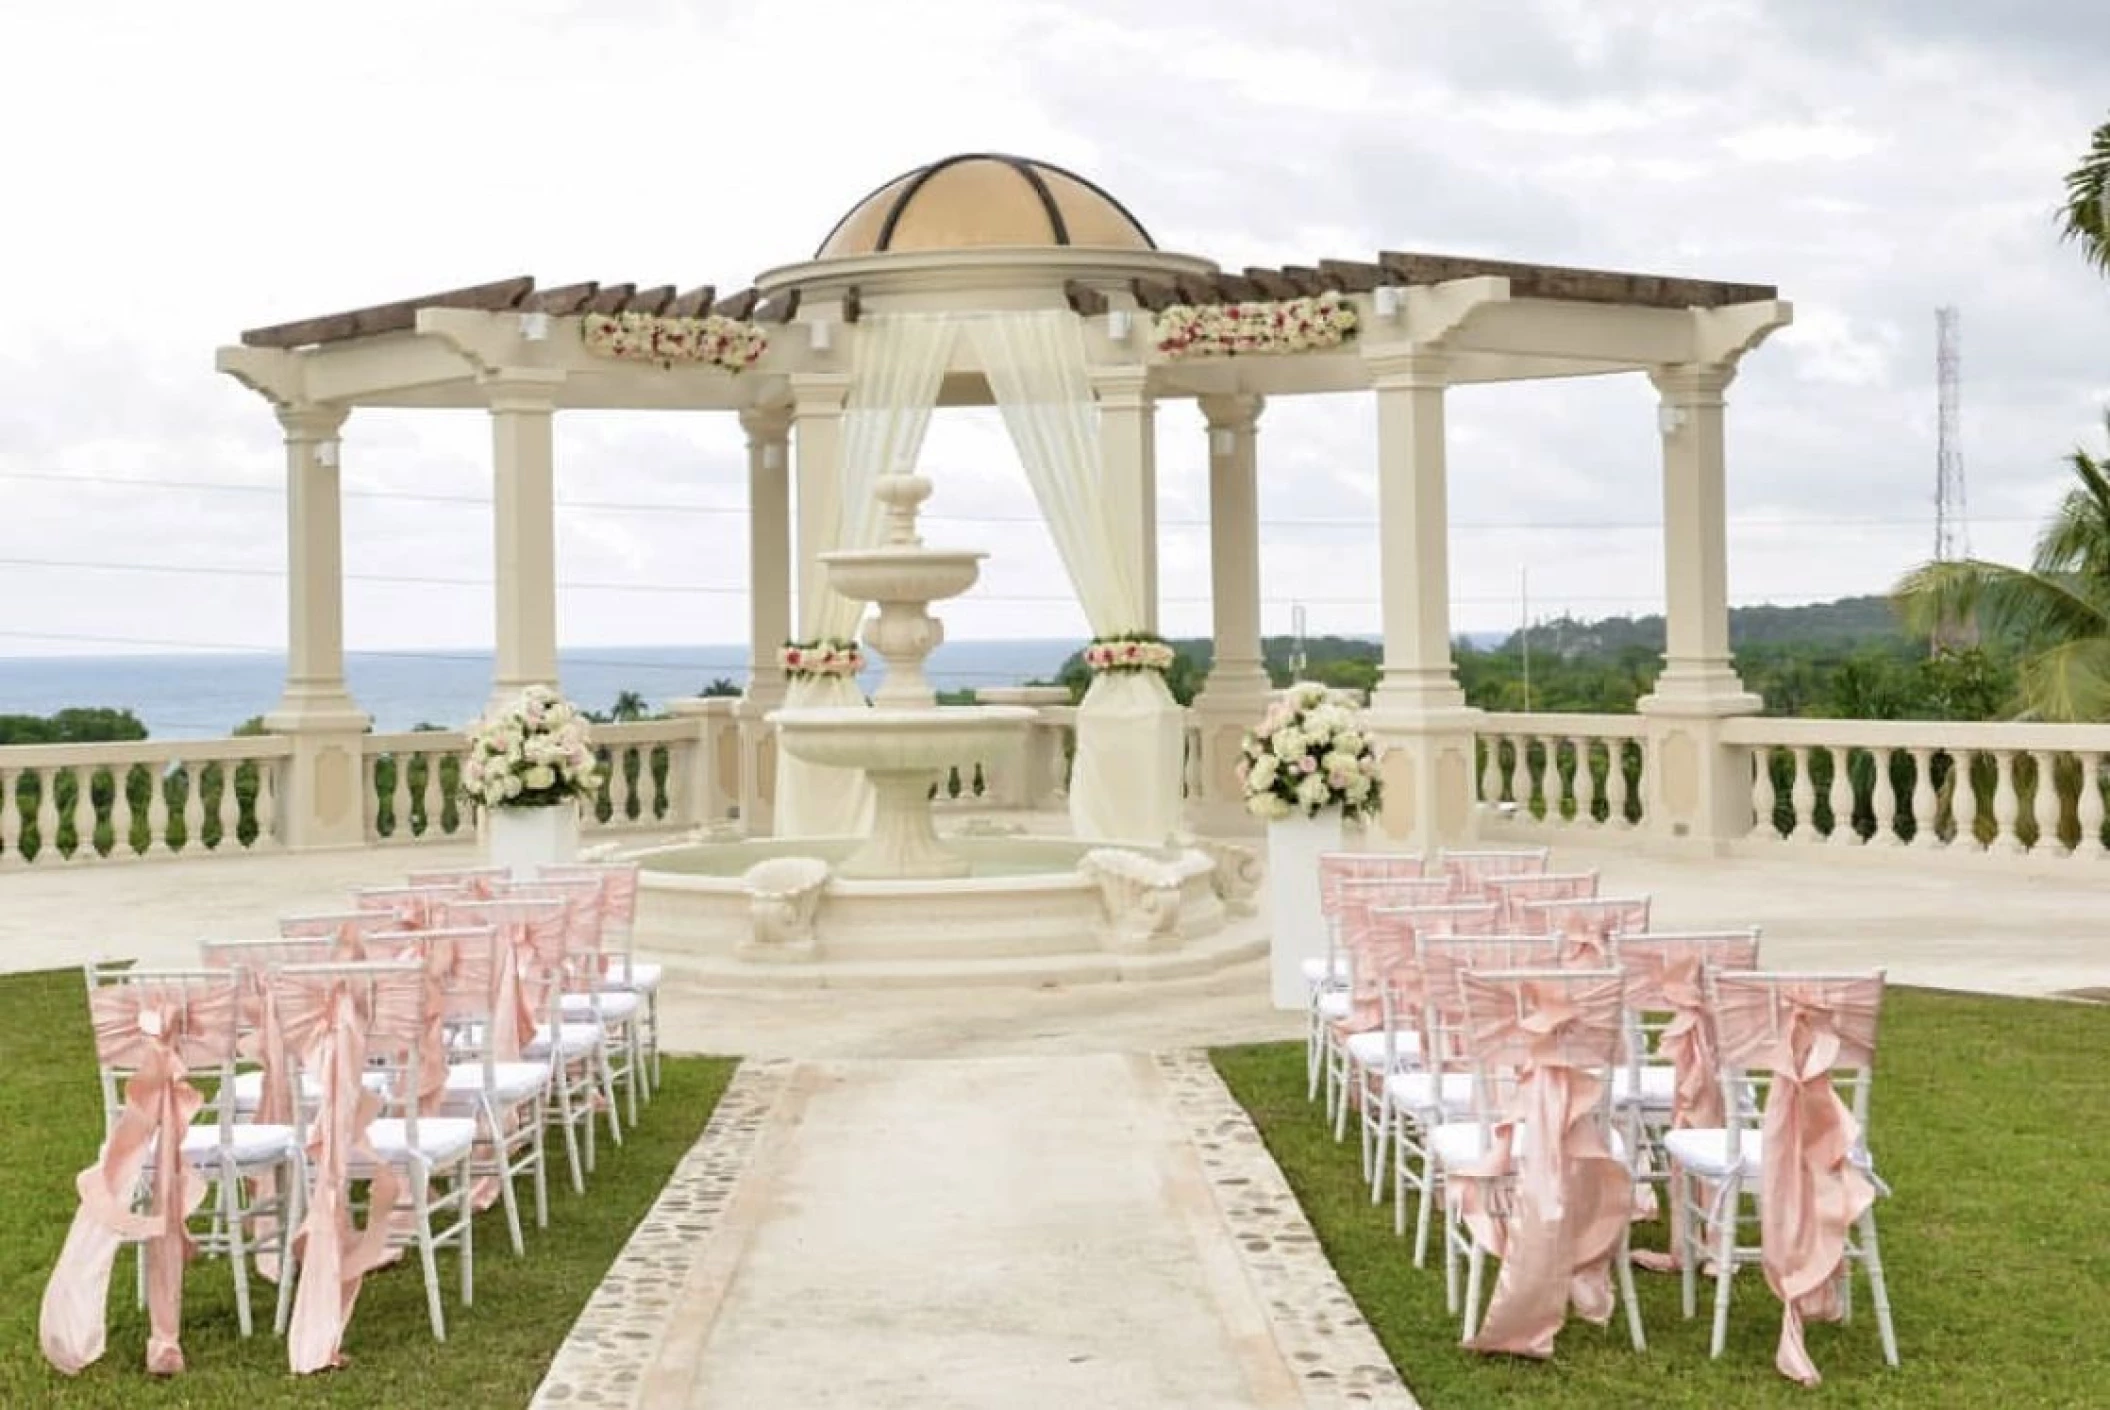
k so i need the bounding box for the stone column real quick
[1638,363,1761,851]
[1362,348,1479,854]
[483,369,566,709]
[1191,393,1272,836]
[1091,366,1159,631]
[767,373,852,837]
[738,403,794,833]
[264,403,370,850]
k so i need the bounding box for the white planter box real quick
[1267,810,1343,1009]
[486,803,580,878]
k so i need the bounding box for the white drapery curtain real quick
[773,314,960,837]
[968,311,1184,843]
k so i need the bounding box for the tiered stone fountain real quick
[767,472,1035,879]
[625,473,1266,984]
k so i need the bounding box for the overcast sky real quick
[1,0,2105,662]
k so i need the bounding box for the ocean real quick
[0,641,1084,741]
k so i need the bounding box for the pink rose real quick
[1299,757,1318,774]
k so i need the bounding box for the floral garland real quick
[581,311,768,372]
[1237,682,1381,822]
[1154,290,1359,361]
[781,638,865,680]
[1083,632,1177,675]
[461,685,602,811]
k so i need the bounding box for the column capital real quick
[1089,364,1153,409]
[1362,346,1451,389]
[478,367,566,412]
[1198,392,1264,434]
[276,403,349,443]
[738,403,794,441]
[789,372,853,417]
[1650,362,1736,404]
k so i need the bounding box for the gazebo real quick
[218,152,1789,855]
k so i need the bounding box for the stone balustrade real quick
[0,736,291,866]
[1476,713,1651,836]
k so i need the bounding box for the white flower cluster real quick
[581,311,768,372]
[1237,682,1382,822]
[1084,635,1176,674]
[1154,291,1359,361]
[460,685,602,811]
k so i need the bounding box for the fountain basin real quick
[768,704,1034,772]
[818,547,985,606]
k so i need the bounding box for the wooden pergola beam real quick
[240,275,534,349]
[1376,251,1775,309]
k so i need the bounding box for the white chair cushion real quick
[361,1117,476,1167]
[1611,1064,1678,1107]
[175,1122,297,1167]
[1344,1029,1422,1068]
[232,1067,388,1112]
[1315,991,1355,1021]
[1382,1071,1477,1116]
[1432,1120,1629,1170]
[526,1022,605,1060]
[443,1060,548,1105]
[599,961,662,993]
[1663,1127,1764,1180]
[560,990,642,1023]
[1301,955,1349,986]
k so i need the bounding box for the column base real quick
[262,707,372,852]
[1361,705,1483,855]
[1638,682,1762,852]
[1190,666,1274,838]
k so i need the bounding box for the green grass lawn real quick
[1215,988,2110,1409]
[0,967,735,1408]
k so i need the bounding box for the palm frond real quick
[2015,636,2110,722]
[2033,418,2110,579]
[1892,558,2110,645]
[2059,116,2110,277]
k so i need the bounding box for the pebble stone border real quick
[1157,1049,1422,1409]
[529,1059,790,1408]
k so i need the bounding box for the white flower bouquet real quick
[581,311,768,372]
[781,638,865,681]
[1083,632,1177,675]
[1154,290,1359,361]
[1238,682,1382,822]
[460,686,602,810]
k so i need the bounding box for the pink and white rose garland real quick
[581,311,768,372]
[1238,682,1381,822]
[1154,290,1359,361]
[781,638,865,681]
[461,685,602,811]
[1084,633,1177,675]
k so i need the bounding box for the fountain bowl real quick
[818,548,985,606]
[768,704,1034,772]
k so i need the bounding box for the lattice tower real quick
[1935,306,1968,562]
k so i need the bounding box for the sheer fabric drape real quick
[774,315,958,837]
[968,310,1182,842]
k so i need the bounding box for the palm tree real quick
[2058,115,2110,277]
[609,690,649,722]
[1893,414,2110,721]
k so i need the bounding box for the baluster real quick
[1748,746,1777,840]
[255,759,280,848]
[1572,738,1598,827]
[360,754,381,842]
[407,751,433,839]
[109,765,135,859]
[1950,749,1981,851]
[1826,747,1858,847]
[1478,737,1501,805]
[215,760,242,851]
[0,768,19,864]
[146,764,173,856]
[1989,749,2024,855]
[613,747,639,823]
[1604,740,1632,829]
[35,767,64,862]
[1786,746,1818,843]
[2076,752,2107,860]
[389,751,413,843]
[179,762,206,854]
[1536,737,1562,822]
[71,765,99,861]
[1909,747,1942,850]
[1505,735,1531,812]
[2032,750,2067,857]
[1870,747,1904,847]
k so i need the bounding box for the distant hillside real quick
[1499,596,1907,659]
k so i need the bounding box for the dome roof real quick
[816,154,1156,260]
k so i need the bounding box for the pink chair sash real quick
[1451,973,1630,1359]
[40,980,238,1376]
[451,901,566,1060]
[274,969,422,1374]
[1715,976,1882,1386]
